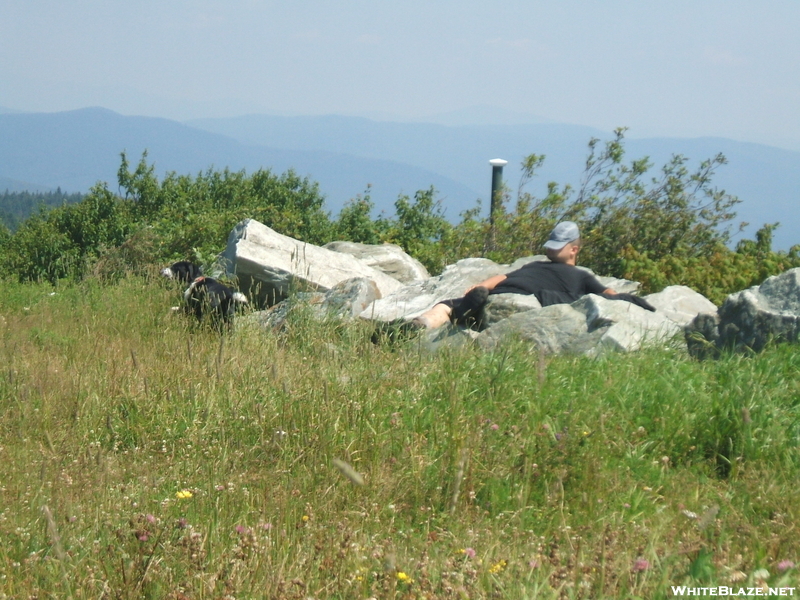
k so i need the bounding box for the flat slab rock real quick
[222,219,403,306]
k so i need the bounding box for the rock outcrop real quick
[686,268,800,355]
[226,219,724,356]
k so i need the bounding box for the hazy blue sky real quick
[2,1,799,149]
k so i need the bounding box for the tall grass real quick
[1,275,799,598]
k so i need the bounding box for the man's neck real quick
[547,256,577,266]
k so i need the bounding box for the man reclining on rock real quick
[409,221,654,331]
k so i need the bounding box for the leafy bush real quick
[1,212,81,283]
[118,152,335,259]
[333,188,388,245]
[0,153,337,282]
[0,183,130,283]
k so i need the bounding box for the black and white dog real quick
[161,261,202,285]
[183,276,249,326]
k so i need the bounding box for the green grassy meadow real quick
[1,274,799,599]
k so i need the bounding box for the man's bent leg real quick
[451,286,489,324]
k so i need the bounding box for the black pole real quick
[489,158,507,225]
[488,159,507,252]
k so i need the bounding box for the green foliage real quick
[0,152,336,282]
[380,187,452,273]
[332,187,389,245]
[89,226,163,282]
[330,186,453,274]
[1,212,80,283]
[572,129,739,275]
[0,183,132,283]
[118,152,335,260]
[620,223,800,303]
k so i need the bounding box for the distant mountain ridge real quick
[1,107,798,249]
[0,107,478,218]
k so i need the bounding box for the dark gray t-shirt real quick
[490,260,607,306]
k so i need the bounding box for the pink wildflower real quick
[778,560,795,572]
[632,558,650,573]
[464,547,476,559]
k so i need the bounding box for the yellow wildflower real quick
[175,490,193,499]
[302,514,310,522]
[396,571,412,582]
[489,559,507,574]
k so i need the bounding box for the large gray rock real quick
[222,219,403,306]
[323,241,429,284]
[685,313,722,360]
[644,285,718,327]
[219,221,719,357]
[699,268,800,352]
[482,293,543,327]
[477,303,596,355]
[571,294,683,353]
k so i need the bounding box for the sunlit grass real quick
[1,275,799,598]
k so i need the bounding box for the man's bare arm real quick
[466,274,507,294]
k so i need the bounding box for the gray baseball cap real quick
[543,221,580,250]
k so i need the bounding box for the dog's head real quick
[162,261,202,285]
